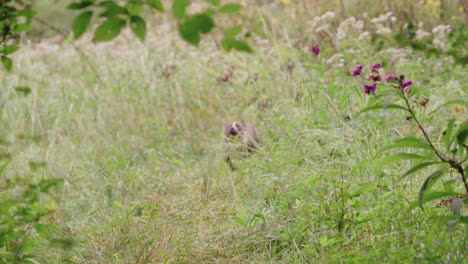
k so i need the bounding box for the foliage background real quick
[1,0,467,262]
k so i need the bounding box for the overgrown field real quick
[1,0,467,263]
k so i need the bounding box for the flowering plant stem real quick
[400,91,468,194]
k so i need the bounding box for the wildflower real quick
[310,44,320,56]
[352,64,363,76]
[368,74,381,81]
[371,63,382,71]
[364,83,377,94]
[419,98,429,107]
[401,80,412,89]
[385,74,395,82]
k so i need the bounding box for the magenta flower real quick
[364,83,377,94]
[371,63,382,71]
[385,74,395,82]
[352,65,363,76]
[310,44,320,55]
[401,80,412,89]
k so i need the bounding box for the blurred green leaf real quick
[206,0,221,6]
[72,11,93,39]
[147,0,164,11]
[401,161,443,179]
[224,25,242,38]
[126,0,143,15]
[221,37,253,53]
[1,56,13,71]
[130,15,146,41]
[14,86,32,96]
[99,5,128,17]
[455,123,468,147]
[179,20,200,45]
[2,45,20,55]
[12,23,32,33]
[93,18,126,42]
[178,14,215,45]
[442,119,456,152]
[377,137,432,156]
[219,3,243,13]
[0,160,11,175]
[172,0,190,19]
[418,169,448,209]
[376,153,429,171]
[358,103,407,115]
[67,1,95,10]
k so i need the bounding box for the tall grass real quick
[1,0,467,262]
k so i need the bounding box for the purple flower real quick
[371,63,382,71]
[310,44,320,55]
[368,74,381,81]
[385,74,395,82]
[401,80,412,89]
[364,83,377,94]
[449,198,454,204]
[352,64,363,76]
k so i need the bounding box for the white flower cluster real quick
[371,11,396,35]
[311,11,336,33]
[415,22,431,40]
[334,17,365,45]
[325,53,345,67]
[432,25,451,50]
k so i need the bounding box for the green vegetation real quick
[1,0,467,263]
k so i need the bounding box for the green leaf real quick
[99,5,128,17]
[224,25,242,38]
[72,11,93,39]
[1,56,13,71]
[179,20,200,45]
[377,137,432,156]
[192,14,215,33]
[93,18,126,42]
[358,103,407,115]
[67,1,95,10]
[418,169,448,209]
[376,153,429,171]
[147,0,164,11]
[401,161,443,179]
[172,0,191,19]
[0,160,11,175]
[455,122,468,146]
[126,0,143,15]
[219,3,243,13]
[2,45,20,55]
[442,119,456,151]
[221,38,253,53]
[12,23,32,33]
[130,16,146,41]
[14,86,32,96]
[350,183,378,198]
[206,0,221,6]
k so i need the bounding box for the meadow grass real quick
[1,0,467,263]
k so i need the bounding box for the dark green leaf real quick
[1,56,13,71]
[67,1,95,10]
[130,16,146,41]
[224,26,242,38]
[358,103,407,115]
[455,123,468,146]
[401,161,443,179]
[221,38,253,53]
[14,86,32,96]
[93,18,126,42]
[179,20,200,45]
[72,11,93,39]
[99,5,128,17]
[2,45,20,55]
[126,0,143,15]
[172,0,191,19]
[377,137,432,156]
[147,0,164,11]
[418,169,448,209]
[219,3,243,14]
[192,14,215,33]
